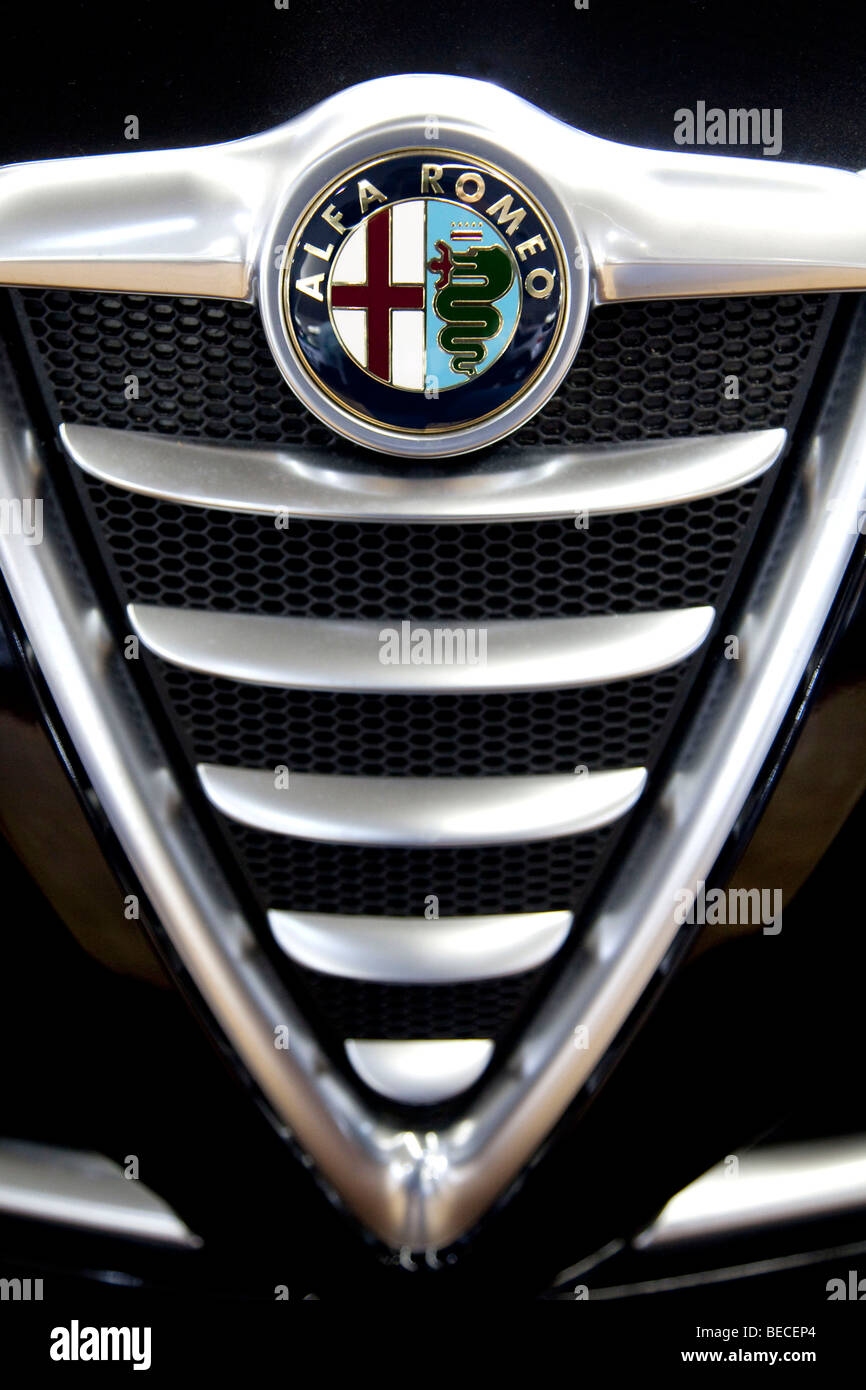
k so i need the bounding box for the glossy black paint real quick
[0,1,864,170]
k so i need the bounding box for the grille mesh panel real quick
[230,825,613,917]
[14,286,833,1060]
[160,669,686,775]
[299,969,543,1043]
[15,288,828,447]
[74,482,762,621]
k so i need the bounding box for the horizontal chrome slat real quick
[60,424,785,522]
[344,1039,494,1105]
[0,1141,200,1247]
[128,604,715,692]
[198,765,647,846]
[268,908,573,983]
[635,1138,866,1249]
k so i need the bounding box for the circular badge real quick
[267,150,583,456]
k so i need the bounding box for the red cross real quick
[330,207,424,382]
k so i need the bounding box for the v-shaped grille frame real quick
[2,76,866,1248]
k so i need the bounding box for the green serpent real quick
[428,241,515,377]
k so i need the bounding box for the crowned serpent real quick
[428,240,516,377]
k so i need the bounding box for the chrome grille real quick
[8,320,805,1067]
[27,358,793,1068]
[3,74,866,1245]
[6,260,824,1075]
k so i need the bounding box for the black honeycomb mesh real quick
[76,481,764,834]
[521,293,827,446]
[230,827,613,918]
[298,969,543,1043]
[160,669,686,775]
[13,285,833,1059]
[14,289,829,447]
[72,482,762,621]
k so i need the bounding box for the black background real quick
[0,0,863,168]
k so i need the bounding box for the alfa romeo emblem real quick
[277,150,571,454]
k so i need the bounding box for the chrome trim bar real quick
[2,75,866,303]
[129,604,714,692]
[635,1139,866,1248]
[0,142,264,298]
[198,764,648,847]
[3,301,866,1250]
[583,151,866,302]
[0,1141,200,1247]
[344,1040,494,1105]
[268,908,573,983]
[62,424,785,522]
